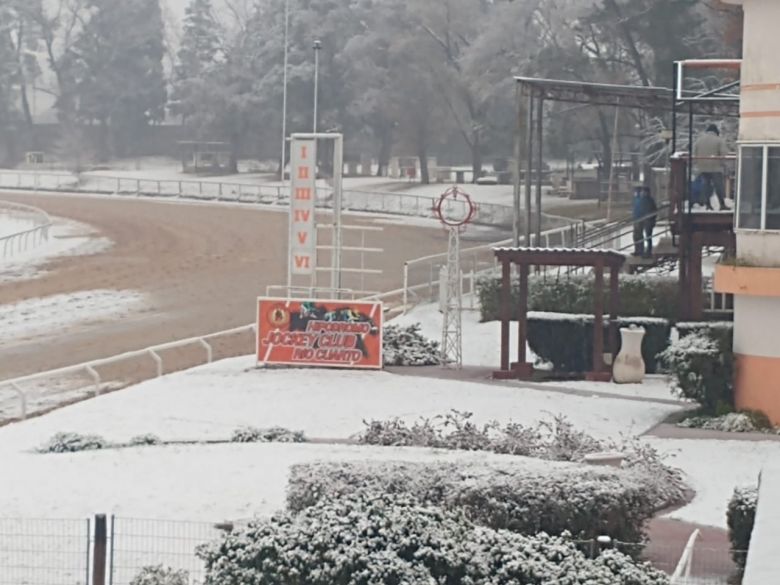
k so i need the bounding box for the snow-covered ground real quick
[0,357,680,451]
[0,214,35,238]
[1,217,111,282]
[0,289,147,348]
[650,438,778,528]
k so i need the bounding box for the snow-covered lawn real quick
[0,217,111,282]
[0,289,147,347]
[0,357,681,453]
[0,442,568,521]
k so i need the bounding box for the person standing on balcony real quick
[639,188,658,258]
[632,187,646,256]
[693,124,729,211]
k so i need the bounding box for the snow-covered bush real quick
[727,486,758,570]
[358,413,686,511]
[230,426,306,443]
[199,490,669,584]
[129,565,188,585]
[287,460,658,544]
[659,331,734,414]
[38,432,108,453]
[680,411,774,433]
[128,434,162,446]
[382,323,441,366]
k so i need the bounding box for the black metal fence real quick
[0,516,742,585]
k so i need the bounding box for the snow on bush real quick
[680,411,774,434]
[287,460,658,544]
[37,432,108,453]
[230,426,306,443]
[129,565,189,585]
[659,331,734,414]
[727,486,758,571]
[359,412,687,511]
[128,434,163,446]
[382,323,441,366]
[199,490,669,584]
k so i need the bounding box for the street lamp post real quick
[280,0,290,185]
[313,39,322,134]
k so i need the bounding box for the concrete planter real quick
[613,327,646,384]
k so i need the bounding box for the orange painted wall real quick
[735,353,780,425]
[714,264,780,297]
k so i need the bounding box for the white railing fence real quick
[388,220,590,313]
[1,325,255,423]
[0,200,52,259]
[0,169,587,422]
[0,169,575,230]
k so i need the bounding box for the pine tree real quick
[69,0,167,158]
[176,0,220,81]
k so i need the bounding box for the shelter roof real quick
[493,247,626,267]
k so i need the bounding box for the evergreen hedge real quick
[287,460,658,544]
[527,313,671,374]
[478,274,680,323]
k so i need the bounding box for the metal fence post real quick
[93,515,107,585]
[109,515,115,585]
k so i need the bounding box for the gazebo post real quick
[513,263,533,378]
[609,265,620,360]
[499,259,511,373]
[588,261,610,382]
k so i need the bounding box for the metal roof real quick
[493,247,626,267]
[514,77,740,117]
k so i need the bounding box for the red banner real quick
[256,298,383,369]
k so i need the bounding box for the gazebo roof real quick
[493,247,626,267]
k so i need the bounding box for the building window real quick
[737,144,780,231]
[767,148,780,230]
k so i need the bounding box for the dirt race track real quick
[0,192,455,380]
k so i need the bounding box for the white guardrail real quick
[0,169,571,229]
[2,325,256,421]
[0,200,52,259]
[0,169,585,422]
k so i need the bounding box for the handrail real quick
[0,169,582,231]
[0,324,256,421]
[0,200,52,259]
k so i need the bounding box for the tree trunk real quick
[376,126,393,177]
[471,134,483,183]
[229,136,240,174]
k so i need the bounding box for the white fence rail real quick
[0,199,52,259]
[0,170,586,421]
[0,169,573,229]
[1,325,255,422]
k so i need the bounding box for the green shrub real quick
[199,491,669,585]
[230,426,306,443]
[527,313,670,374]
[287,460,658,544]
[382,323,440,366]
[37,432,108,453]
[130,566,188,585]
[727,486,758,570]
[478,274,679,322]
[676,321,734,339]
[357,413,687,512]
[659,330,734,414]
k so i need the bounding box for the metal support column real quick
[441,227,463,368]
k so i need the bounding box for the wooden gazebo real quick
[492,247,626,382]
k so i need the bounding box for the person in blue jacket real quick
[632,187,645,256]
